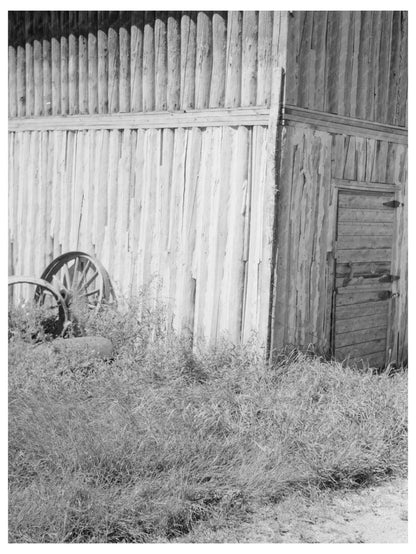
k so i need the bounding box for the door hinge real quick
[382,200,404,208]
[379,274,400,283]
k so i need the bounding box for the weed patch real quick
[9,301,407,542]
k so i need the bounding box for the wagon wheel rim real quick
[40,251,116,316]
[8,276,70,338]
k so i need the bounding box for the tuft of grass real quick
[8,300,407,543]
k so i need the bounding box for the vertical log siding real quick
[9,125,274,345]
[286,11,408,127]
[9,11,282,117]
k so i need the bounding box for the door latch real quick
[378,290,392,300]
[379,274,400,283]
[342,262,353,286]
[382,200,404,208]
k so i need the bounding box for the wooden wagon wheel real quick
[39,251,116,316]
[8,276,70,338]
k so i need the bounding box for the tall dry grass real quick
[8,301,407,542]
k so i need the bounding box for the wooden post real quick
[68,11,78,114]
[97,11,108,114]
[209,12,226,108]
[143,12,155,111]
[195,11,213,109]
[396,12,408,127]
[368,12,382,121]
[180,12,197,109]
[78,11,89,114]
[376,12,393,124]
[119,11,131,112]
[51,12,61,115]
[340,12,354,117]
[266,12,289,354]
[155,12,167,111]
[42,12,52,116]
[8,12,17,117]
[8,44,17,118]
[33,12,43,116]
[131,12,144,112]
[357,12,372,120]
[325,11,341,114]
[60,12,69,115]
[257,11,273,107]
[25,13,34,116]
[349,12,361,118]
[167,12,180,110]
[241,11,258,107]
[88,11,98,114]
[108,12,120,113]
[297,12,313,109]
[225,11,242,108]
[16,15,26,117]
[220,126,249,341]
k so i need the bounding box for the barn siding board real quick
[59,12,69,116]
[130,12,144,112]
[77,14,88,115]
[195,12,213,109]
[97,12,109,114]
[87,12,98,114]
[180,12,197,110]
[224,12,242,108]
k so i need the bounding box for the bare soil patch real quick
[181,478,408,543]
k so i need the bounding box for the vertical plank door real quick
[333,188,399,367]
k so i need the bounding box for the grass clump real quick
[8,301,407,543]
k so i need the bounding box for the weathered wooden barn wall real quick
[8,11,281,117]
[271,10,408,365]
[8,125,276,343]
[8,11,287,345]
[271,123,407,363]
[8,11,408,362]
[285,11,408,126]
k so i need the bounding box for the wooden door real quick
[333,188,399,367]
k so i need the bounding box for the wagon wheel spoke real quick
[71,256,80,289]
[76,259,92,291]
[79,288,100,299]
[77,271,99,294]
[62,263,72,291]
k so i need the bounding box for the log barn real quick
[8,11,408,366]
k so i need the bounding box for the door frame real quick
[327,178,400,366]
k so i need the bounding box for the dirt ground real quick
[183,478,408,543]
[274,478,409,544]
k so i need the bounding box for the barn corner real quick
[8,11,408,368]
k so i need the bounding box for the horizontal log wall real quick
[286,11,408,127]
[271,124,407,360]
[8,11,280,117]
[8,124,275,344]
